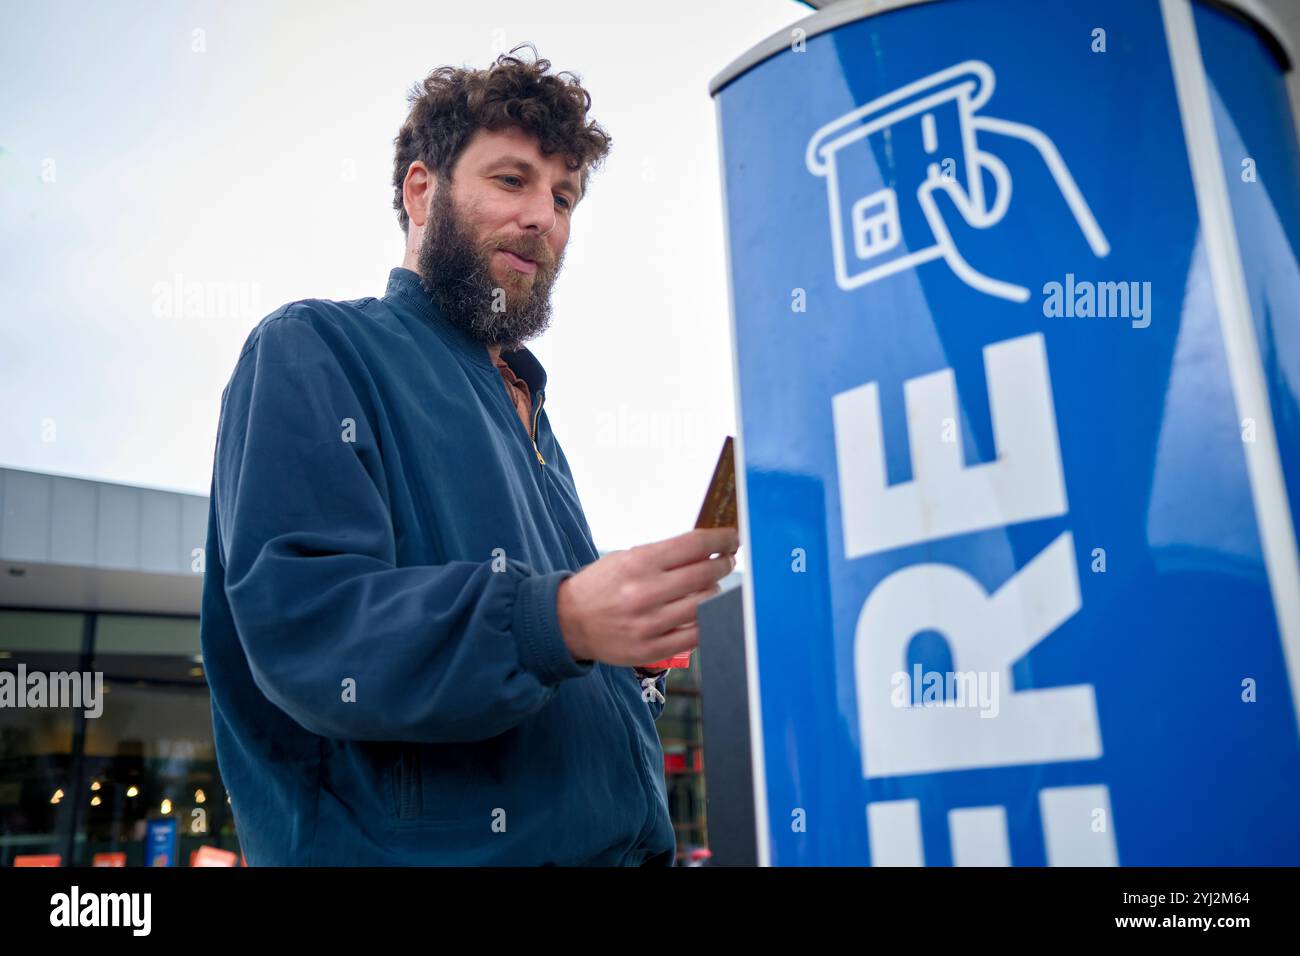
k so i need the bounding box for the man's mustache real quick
[494,241,552,271]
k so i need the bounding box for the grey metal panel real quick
[0,561,203,615]
[697,585,758,866]
[94,481,141,570]
[1,469,52,562]
[1270,0,1300,143]
[1,466,210,574]
[49,476,96,565]
[180,494,209,576]
[1,467,209,613]
[140,488,182,574]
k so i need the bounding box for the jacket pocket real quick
[389,742,474,827]
[393,744,422,820]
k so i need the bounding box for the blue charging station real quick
[711,0,1300,865]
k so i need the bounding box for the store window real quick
[0,610,84,865]
[0,609,238,866]
[81,614,236,866]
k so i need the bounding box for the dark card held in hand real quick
[640,437,739,672]
[694,435,737,530]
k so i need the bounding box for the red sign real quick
[191,845,238,867]
[640,651,693,670]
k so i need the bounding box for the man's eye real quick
[499,175,522,187]
[554,195,571,210]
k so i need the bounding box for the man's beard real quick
[415,182,563,351]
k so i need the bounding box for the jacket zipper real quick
[531,391,546,466]
[497,371,655,841]
[491,366,655,847]
[492,359,545,468]
[496,375,579,564]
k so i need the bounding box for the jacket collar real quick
[384,267,547,396]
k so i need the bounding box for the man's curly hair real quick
[392,42,612,233]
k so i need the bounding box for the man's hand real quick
[556,527,739,667]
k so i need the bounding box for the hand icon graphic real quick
[807,61,1110,301]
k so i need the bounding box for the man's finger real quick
[647,553,733,606]
[645,527,739,571]
[645,581,723,636]
[643,622,700,661]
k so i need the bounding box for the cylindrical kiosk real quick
[711,0,1300,865]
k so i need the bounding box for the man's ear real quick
[403,161,435,230]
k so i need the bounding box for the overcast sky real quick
[0,0,800,553]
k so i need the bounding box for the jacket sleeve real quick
[213,307,593,744]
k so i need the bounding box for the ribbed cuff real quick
[513,570,592,685]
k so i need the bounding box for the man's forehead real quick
[461,127,581,186]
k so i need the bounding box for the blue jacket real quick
[199,267,673,865]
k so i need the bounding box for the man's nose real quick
[516,186,558,237]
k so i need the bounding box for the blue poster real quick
[146,818,178,868]
[714,0,1300,865]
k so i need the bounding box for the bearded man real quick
[200,43,738,866]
